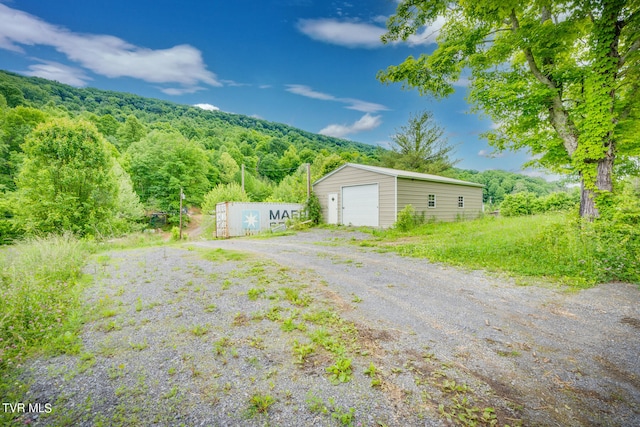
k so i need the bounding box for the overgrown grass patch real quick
[196,247,250,262]
[0,234,90,423]
[370,213,639,288]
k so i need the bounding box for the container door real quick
[215,202,228,238]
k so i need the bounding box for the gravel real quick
[17,228,640,426]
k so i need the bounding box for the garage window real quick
[458,196,464,208]
[428,194,436,208]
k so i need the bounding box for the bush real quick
[501,191,578,217]
[305,193,322,225]
[201,182,250,215]
[500,192,541,216]
[395,204,424,231]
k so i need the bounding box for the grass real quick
[0,234,90,424]
[368,213,640,288]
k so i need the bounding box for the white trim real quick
[394,176,398,222]
[313,163,484,188]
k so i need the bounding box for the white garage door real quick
[342,184,379,226]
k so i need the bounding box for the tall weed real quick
[0,234,87,369]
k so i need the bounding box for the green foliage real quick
[382,110,458,174]
[500,193,542,217]
[247,393,276,416]
[217,151,240,184]
[395,204,423,231]
[377,212,639,286]
[0,234,87,374]
[16,118,121,236]
[305,193,322,225]
[201,182,250,215]
[1,106,49,191]
[500,192,578,217]
[0,82,24,107]
[124,130,211,212]
[115,115,146,152]
[268,168,308,203]
[292,340,314,364]
[379,1,639,217]
[0,193,23,244]
[326,357,353,384]
[455,168,567,206]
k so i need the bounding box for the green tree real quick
[201,182,250,214]
[217,151,240,184]
[0,83,24,108]
[124,130,211,212]
[16,118,120,235]
[382,110,458,174]
[116,114,146,152]
[96,114,120,137]
[379,0,640,218]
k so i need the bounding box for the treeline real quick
[0,70,568,242]
[455,169,567,207]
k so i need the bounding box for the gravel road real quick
[18,228,640,426]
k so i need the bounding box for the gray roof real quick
[313,163,484,188]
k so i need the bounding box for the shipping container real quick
[215,202,304,238]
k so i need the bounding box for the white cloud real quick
[341,98,388,113]
[286,84,336,101]
[319,113,382,138]
[0,3,220,92]
[23,60,91,87]
[296,16,443,49]
[478,149,505,158]
[296,18,385,49]
[161,86,205,95]
[194,103,220,111]
[285,84,388,113]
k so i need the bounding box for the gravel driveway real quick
[18,229,640,426]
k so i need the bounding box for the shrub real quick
[305,193,322,225]
[501,191,578,217]
[395,204,425,231]
[201,182,250,215]
[500,192,541,216]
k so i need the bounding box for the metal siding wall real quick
[397,179,483,222]
[313,166,396,227]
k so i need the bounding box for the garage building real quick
[313,163,484,228]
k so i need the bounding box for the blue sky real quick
[0,0,543,176]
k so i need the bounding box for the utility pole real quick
[306,163,311,200]
[241,164,245,192]
[179,187,185,240]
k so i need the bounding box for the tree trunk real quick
[579,153,614,219]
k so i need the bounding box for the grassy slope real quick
[365,213,639,288]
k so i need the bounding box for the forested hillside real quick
[0,70,567,241]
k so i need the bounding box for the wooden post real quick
[179,187,184,240]
[241,164,245,192]
[306,163,311,200]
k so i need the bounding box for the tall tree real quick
[124,130,211,212]
[379,0,640,218]
[382,110,458,174]
[16,118,119,235]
